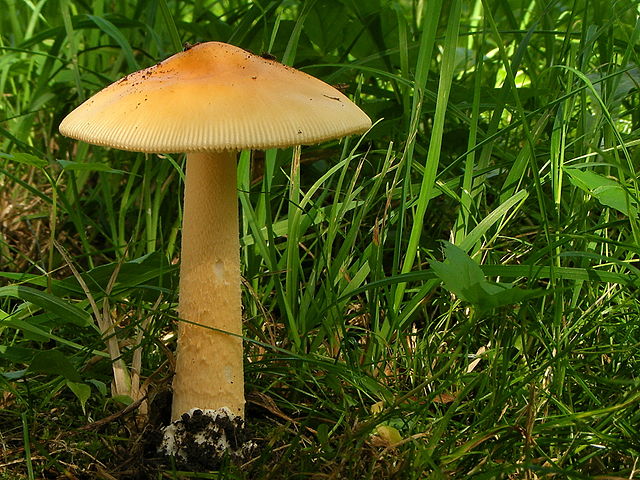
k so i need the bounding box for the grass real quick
[2,0,640,478]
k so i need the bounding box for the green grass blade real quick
[395,0,461,309]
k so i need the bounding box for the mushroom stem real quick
[171,151,244,421]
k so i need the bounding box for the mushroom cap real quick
[59,42,371,153]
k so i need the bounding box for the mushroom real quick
[59,41,371,462]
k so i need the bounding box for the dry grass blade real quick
[53,239,129,396]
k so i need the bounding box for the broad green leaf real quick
[0,285,91,326]
[466,282,545,312]
[565,168,638,218]
[430,242,485,299]
[430,242,543,312]
[28,350,82,382]
[0,345,37,363]
[87,379,108,397]
[67,381,91,413]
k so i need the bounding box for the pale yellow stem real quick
[171,151,244,420]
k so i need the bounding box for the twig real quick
[77,395,148,431]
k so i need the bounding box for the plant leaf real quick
[565,168,638,218]
[0,152,47,168]
[54,251,176,298]
[57,159,128,174]
[430,242,543,312]
[0,285,91,326]
[67,381,91,413]
[28,350,82,382]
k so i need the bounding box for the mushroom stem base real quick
[160,408,255,469]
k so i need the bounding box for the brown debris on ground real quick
[0,170,52,273]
